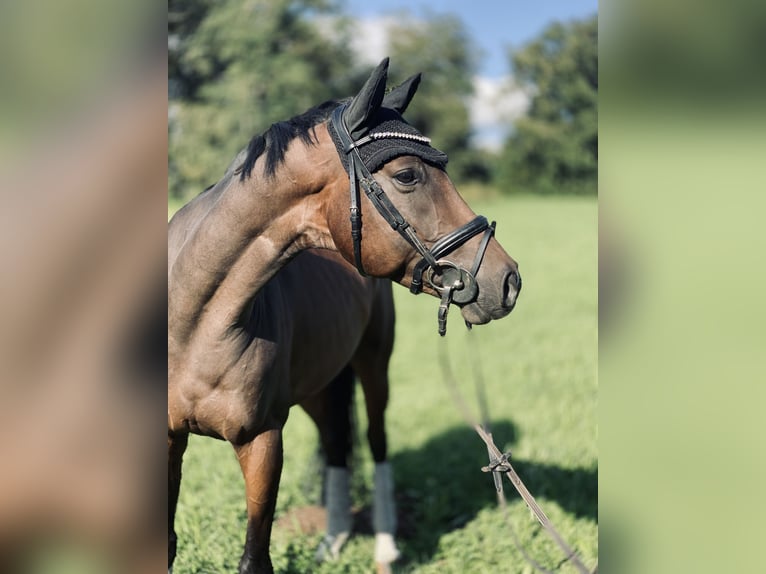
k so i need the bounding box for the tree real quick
[168,0,357,200]
[498,15,597,194]
[385,12,484,183]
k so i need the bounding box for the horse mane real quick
[239,99,343,181]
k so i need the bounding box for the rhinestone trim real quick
[369,131,432,144]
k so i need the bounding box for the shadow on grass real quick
[389,420,597,561]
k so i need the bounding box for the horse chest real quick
[169,326,290,441]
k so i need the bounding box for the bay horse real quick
[168,58,521,574]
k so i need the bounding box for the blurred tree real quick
[386,12,486,183]
[497,15,597,194]
[168,0,214,101]
[168,0,357,200]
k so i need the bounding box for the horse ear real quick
[382,73,421,115]
[344,57,389,138]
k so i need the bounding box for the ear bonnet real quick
[327,66,448,173]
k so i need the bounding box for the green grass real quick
[171,193,597,573]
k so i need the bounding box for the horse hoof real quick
[376,561,394,574]
[315,532,349,562]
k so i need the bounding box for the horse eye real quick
[393,169,418,185]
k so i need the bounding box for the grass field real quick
[170,193,597,573]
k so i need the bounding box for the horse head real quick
[323,58,521,333]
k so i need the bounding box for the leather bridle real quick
[331,104,496,335]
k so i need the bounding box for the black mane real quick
[239,99,342,181]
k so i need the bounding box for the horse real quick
[168,57,522,574]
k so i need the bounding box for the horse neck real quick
[168,150,335,344]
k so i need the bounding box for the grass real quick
[171,192,597,573]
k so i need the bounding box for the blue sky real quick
[343,0,598,78]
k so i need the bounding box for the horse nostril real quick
[503,270,521,309]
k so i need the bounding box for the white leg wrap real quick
[373,462,400,563]
[315,466,352,562]
[375,532,401,564]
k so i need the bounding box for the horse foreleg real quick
[301,367,355,561]
[168,431,188,574]
[234,426,283,574]
[355,365,400,565]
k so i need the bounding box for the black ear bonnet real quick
[328,104,448,174]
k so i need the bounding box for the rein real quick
[331,104,495,336]
[438,333,598,574]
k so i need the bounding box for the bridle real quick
[331,104,496,336]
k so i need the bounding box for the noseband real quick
[330,104,496,335]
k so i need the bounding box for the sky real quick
[344,0,598,78]
[341,0,598,149]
